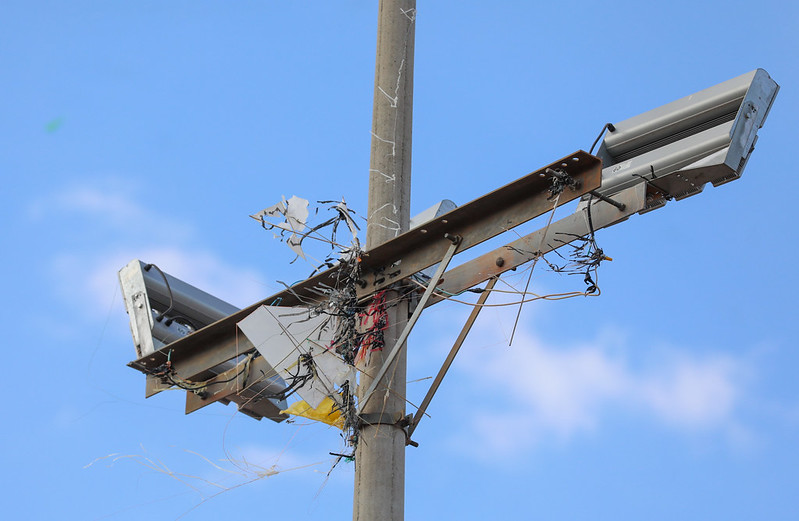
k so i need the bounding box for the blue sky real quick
[3,1,798,519]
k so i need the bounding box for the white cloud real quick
[51,185,144,218]
[89,247,271,309]
[31,179,175,229]
[637,354,738,428]
[41,181,277,319]
[455,321,746,455]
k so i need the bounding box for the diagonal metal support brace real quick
[406,276,497,443]
[358,234,462,413]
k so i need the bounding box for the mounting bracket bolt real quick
[443,233,462,245]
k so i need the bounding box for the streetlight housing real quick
[592,68,779,213]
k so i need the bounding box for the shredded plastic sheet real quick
[331,198,359,244]
[237,305,355,409]
[252,195,310,234]
[252,196,365,265]
[280,396,344,429]
[251,195,310,259]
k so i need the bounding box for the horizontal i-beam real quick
[354,151,602,297]
[128,151,601,378]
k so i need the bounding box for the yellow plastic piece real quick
[281,396,344,429]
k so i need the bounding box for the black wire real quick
[583,196,601,294]
[161,358,254,394]
[144,263,174,323]
[579,121,615,291]
[540,196,604,294]
[588,122,616,155]
[633,165,673,201]
[266,353,316,401]
[163,314,198,331]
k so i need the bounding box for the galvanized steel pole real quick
[354,1,415,520]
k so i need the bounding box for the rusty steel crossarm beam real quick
[353,150,602,298]
[426,183,646,307]
[128,151,601,378]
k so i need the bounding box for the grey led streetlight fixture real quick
[590,68,779,213]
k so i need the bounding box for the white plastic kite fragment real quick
[286,233,307,260]
[334,198,360,243]
[252,195,310,233]
[282,195,310,233]
[252,195,311,258]
[237,305,355,409]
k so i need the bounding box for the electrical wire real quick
[158,354,256,395]
[408,276,599,307]
[144,263,173,323]
[589,122,616,155]
[508,190,563,345]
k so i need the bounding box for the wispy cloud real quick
[454,321,746,456]
[636,353,738,428]
[52,246,271,313]
[36,180,276,320]
[28,178,193,241]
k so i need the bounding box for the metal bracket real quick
[358,412,404,426]
[357,412,418,447]
[407,276,498,443]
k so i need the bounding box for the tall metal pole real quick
[354,1,415,520]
